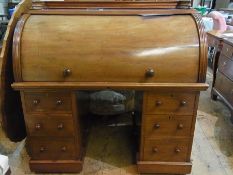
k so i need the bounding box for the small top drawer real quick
[222,43,233,60]
[144,92,196,115]
[144,115,193,138]
[23,92,72,113]
[218,54,233,81]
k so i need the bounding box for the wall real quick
[215,0,230,8]
[193,0,201,7]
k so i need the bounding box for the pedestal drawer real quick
[143,138,190,162]
[144,115,193,138]
[218,54,233,81]
[222,42,233,60]
[215,72,233,105]
[207,35,220,48]
[26,115,75,137]
[29,138,76,160]
[24,92,72,113]
[144,92,196,115]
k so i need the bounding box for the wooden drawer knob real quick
[61,146,67,152]
[152,147,158,153]
[57,123,64,130]
[180,101,187,106]
[154,123,160,129]
[156,100,162,106]
[175,148,181,153]
[33,99,40,105]
[63,68,71,77]
[145,68,155,78]
[40,147,46,152]
[177,123,184,129]
[35,123,41,130]
[56,100,63,105]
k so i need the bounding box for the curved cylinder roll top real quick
[13,14,202,83]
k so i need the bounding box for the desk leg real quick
[211,49,221,101]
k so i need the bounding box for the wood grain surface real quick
[18,15,200,83]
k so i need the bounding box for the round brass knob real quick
[61,146,67,152]
[175,148,181,153]
[177,124,184,129]
[57,123,64,130]
[40,147,46,152]
[35,123,41,130]
[63,68,71,77]
[56,100,63,105]
[152,147,158,153]
[180,101,187,106]
[154,123,160,129]
[33,99,40,105]
[156,100,162,106]
[145,68,155,78]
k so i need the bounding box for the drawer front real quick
[24,92,72,113]
[215,72,233,105]
[29,138,76,160]
[144,92,196,115]
[21,59,199,83]
[222,43,233,60]
[218,54,233,81]
[207,35,220,47]
[144,115,193,137]
[143,138,190,162]
[26,116,75,137]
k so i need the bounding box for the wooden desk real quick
[1,0,207,174]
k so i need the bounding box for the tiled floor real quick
[1,69,233,175]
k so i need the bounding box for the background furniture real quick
[207,31,226,83]
[211,36,233,121]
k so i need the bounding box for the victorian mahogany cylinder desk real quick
[0,0,208,174]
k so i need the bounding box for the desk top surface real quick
[207,30,233,40]
[207,30,233,46]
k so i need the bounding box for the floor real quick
[0,69,233,175]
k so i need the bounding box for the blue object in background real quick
[8,7,15,17]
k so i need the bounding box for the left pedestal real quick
[20,90,84,173]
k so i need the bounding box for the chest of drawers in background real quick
[212,39,233,121]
